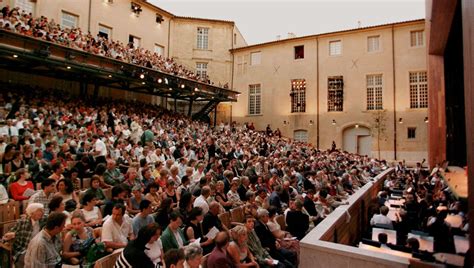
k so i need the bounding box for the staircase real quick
[192,100,219,123]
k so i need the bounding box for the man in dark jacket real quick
[286,200,309,240]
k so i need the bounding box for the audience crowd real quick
[0,83,389,268]
[0,6,233,88]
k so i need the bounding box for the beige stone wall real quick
[169,18,245,87]
[231,21,428,162]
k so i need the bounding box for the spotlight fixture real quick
[142,82,146,85]
[169,88,173,91]
[309,120,314,126]
[108,74,112,78]
[12,54,18,58]
[139,74,145,79]
[66,66,71,69]
[332,119,336,126]
[424,117,429,123]
[131,2,142,15]
[156,14,164,24]
[157,78,163,83]
[194,87,199,92]
[355,124,359,128]
[398,118,403,124]
[180,84,185,89]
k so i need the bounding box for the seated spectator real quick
[116,223,160,268]
[370,205,393,229]
[203,201,228,235]
[184,207,214,254]
[103,184,127,216]
[104,159,124,186]
[84,175,107,205]
[183,244,203,268]
[238,176,251,202]
[144,223,164,267]
[227,181,243,208]
[194,185,210,215]
[377,233,391,249]
[163,248,185,268]
[269,185,284,214]
[176,175,190,201]
[2,203,46,267]
[244,190,258,218]
[80,192,103,227]
[0,184,8,204]
[162,179,178,204]
[155,197,173,228]
[128,185,145,215]
[244,215,282,268]
[178,192,194,223]
[254,208,296,267]
[161,210,188,252]
[132,199,155,236]
[406,237,421,253]
[144,182,162,210]
[24,212,67,267]
[285,200,309,240]
[10,168,34,201]
[29,178,56,214]
[55,178,80,210]
[227,225,258,267]
[207,231,235,268]
[255,188,269,209]
[215,180,232,211]
[62,211,96,265]
[101,203,134,249]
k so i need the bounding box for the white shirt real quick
[101,215,133,244]
[94,139,107,157]
[0,125,19,137]
[193,195,209,215]
[370,214,393,228]
[145,239,163,266]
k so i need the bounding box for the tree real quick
[372,110,387,159]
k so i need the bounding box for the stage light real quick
[12,54,18,58]
[158,78,162,83]
[180,84,185,89]
[169,88,173,91]
[194,87,199,92]
[355,124,359,128]
[140,74,145,79]
[142,82,146,85]
[66,66,71,69]
[108,74,112,78]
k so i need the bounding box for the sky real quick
[149,0,426,45]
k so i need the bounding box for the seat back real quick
[218,211,231,229]
[275,214,286,231]
[230,206,244,223]
[94,249,122,268]
[0,200,20,223]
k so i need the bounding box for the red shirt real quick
[10,181,34,201]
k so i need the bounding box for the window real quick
[291,79,306,113]
[409,71,428,108]
[154,44,164,56]
[15,0,35,14]
[196,63,208,80]
[98,24,112,39]
[294,45,304,59]
[366,74,383,110]
[328,76,343,111]
[367,35,380,52]
[294,130,308,143]
[250,52,261,65]
[407,127,416,139]
[329,40,342,56]
[410,30,424,47]
[248,84,261,115]
[128,35,141,48]
[197,27,209,50]
[61,11,78,29]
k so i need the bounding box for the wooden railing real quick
[299,168,411,268]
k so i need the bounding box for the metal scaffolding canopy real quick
[0,30,239,103]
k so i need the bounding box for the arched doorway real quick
[342,125,372,156]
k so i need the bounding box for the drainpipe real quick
[87,0,92,33]
[392,25,397,160]
[316,37,320,149]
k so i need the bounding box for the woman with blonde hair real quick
[227,225,259,267]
